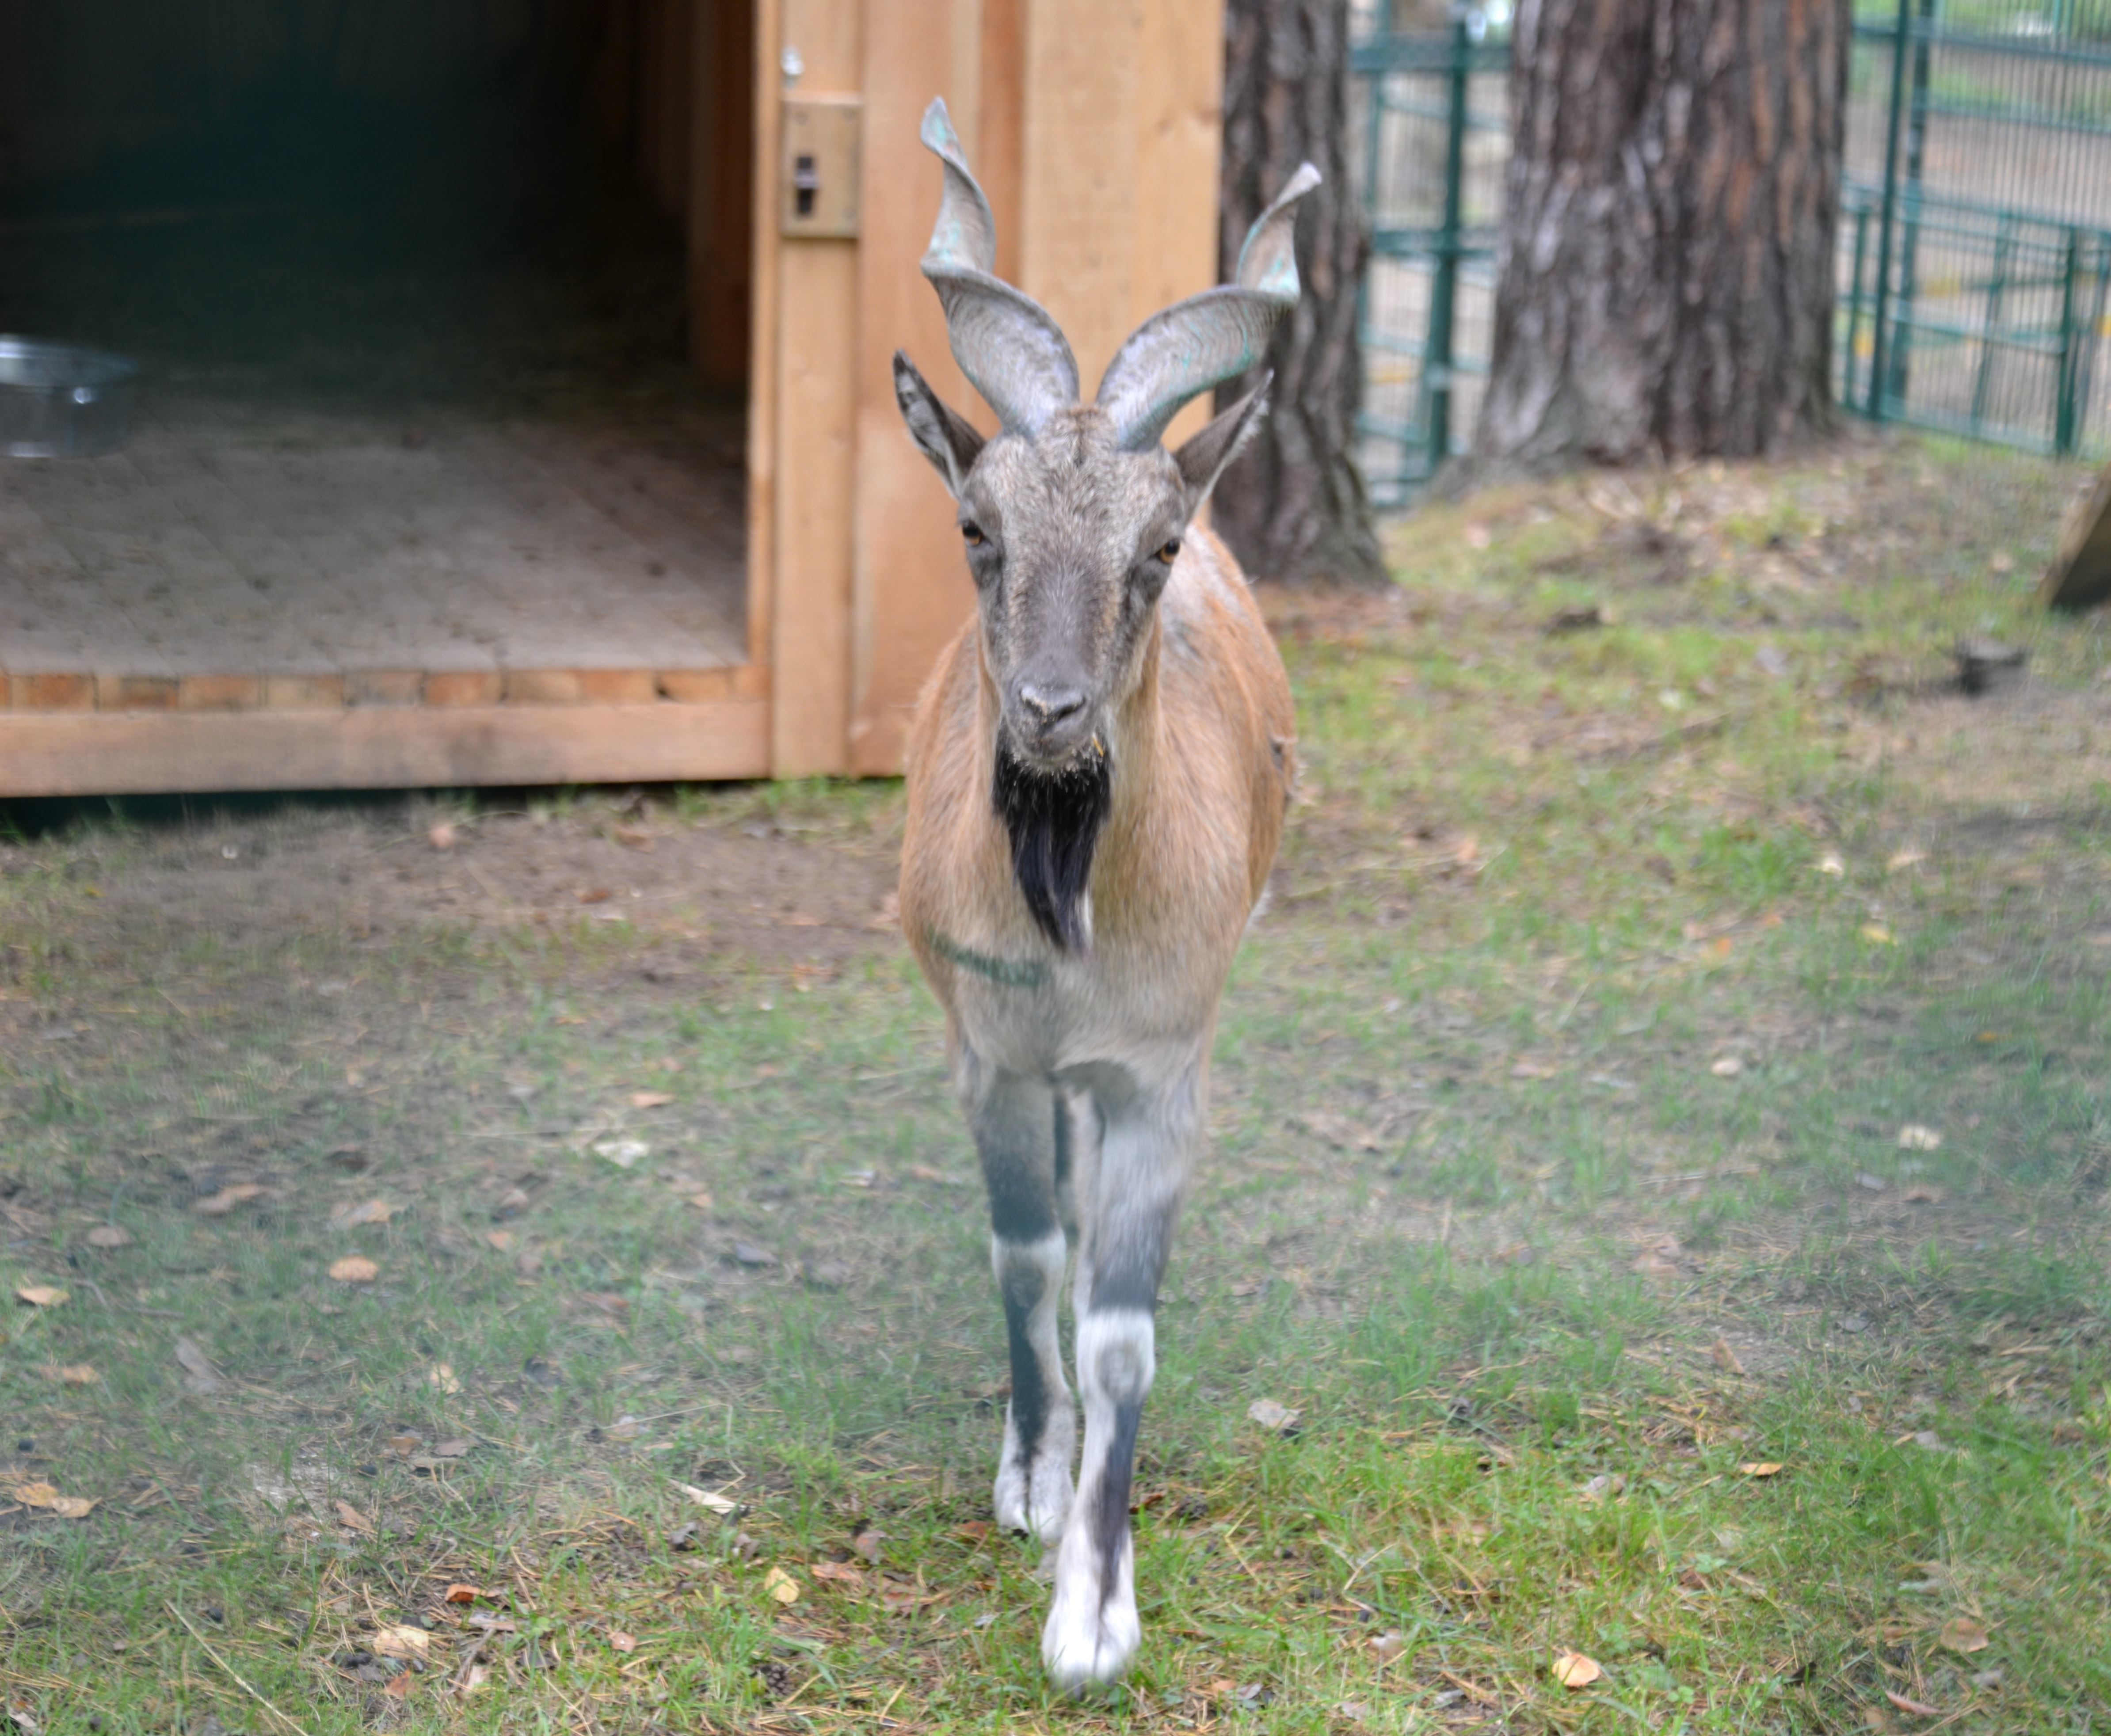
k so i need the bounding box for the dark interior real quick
[0,0,753,415]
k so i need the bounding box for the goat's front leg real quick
[1041,1064,1196,1691]
[964,1057,1077,1544]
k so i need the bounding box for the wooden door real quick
[749,0,1227,777]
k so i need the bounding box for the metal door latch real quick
[781,95,861,238]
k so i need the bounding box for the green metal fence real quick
[1354,0,2111,507]
[1352,14,1510,508]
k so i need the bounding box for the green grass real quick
[4,436,2111,1732]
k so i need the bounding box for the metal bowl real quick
[1,336,138,457]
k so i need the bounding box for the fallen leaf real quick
[41,1363,99,1386]
[15,1285,67,1308]
[427,1363,461,1394]
[578,886,613,905]
[762,1565,801,1605]
[461,1664,492,1694]
[1738,1462,1784,1477]
[1368,1632,1407,1662]
[811,1560,865,1589]
[386,1433,422,1456]
[1901,1184,1946,1205]
[1509,1058,1558,1080]
[380,1672,414,1701]
[1577,1473,1624,1503]
[680,1482,739,1514]
[684,1191,714,1210]
[328,1255,379,1284]
[370,1624,430,1660]
[13,1482,96,1519]
[1886,849,1925,872]
[329,1199,395,1229]
[1711,1337,1746,1375]
[1246,1397,1300,1433]
[1295,1109,1382,1150]
[1884,1689,1945,1718]
[1938,1615,1989,1654]
[193,1184,265,1217]
[1463,522,1491,550]
[174,1337,225,1394]
[629,1091,674,1109]
[613,825,653,850]
[1862,923,1896,945]
[1552,1650,1602,1688]
[485,1229,516,1252]
[610,1629,637,1652]
[442,1584,481,1603]
[1711,1057,1744,1077]
[1898,1124,1943,1151]
[880,1582,934,1615]
[429,822,456,851]
[86,1225,133,1249]
[334,1500,375,1533]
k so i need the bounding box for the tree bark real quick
[1216,0,1387,587]
[1476,0,1849,468]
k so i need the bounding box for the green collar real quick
[925,929,1051,989]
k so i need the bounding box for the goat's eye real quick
[961,522,986,547]
[1156,538,1182,564]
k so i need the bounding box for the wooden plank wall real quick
[760,0,862,777]
[843,0,1002,776]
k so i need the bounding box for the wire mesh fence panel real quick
[1350,15,1510,507]
[1843,0,2111,455]
[1354,0,2111,508]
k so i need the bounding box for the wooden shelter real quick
[0,0,1224,796]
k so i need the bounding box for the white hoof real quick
[1040,1528,1139,1691]
[993,1402,1075,1543]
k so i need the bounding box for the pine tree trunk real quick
[1476,0,1849,467]
[1216,0,1387,588]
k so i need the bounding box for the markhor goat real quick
[892,100,1315,1690]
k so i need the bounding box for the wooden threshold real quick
[0,695,770,796]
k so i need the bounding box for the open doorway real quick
[0,0,754,718]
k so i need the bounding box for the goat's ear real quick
[894,350,985,496]
[1174,375,1271,509]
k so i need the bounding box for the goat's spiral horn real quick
[918,98,1079,435]
[1094,162,1321,452]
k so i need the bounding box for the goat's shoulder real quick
[1157,530,1293,764]
[1151,529,1296,900]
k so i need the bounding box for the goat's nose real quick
[1016,681,1087,726]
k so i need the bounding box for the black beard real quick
[992,735,1112,954]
